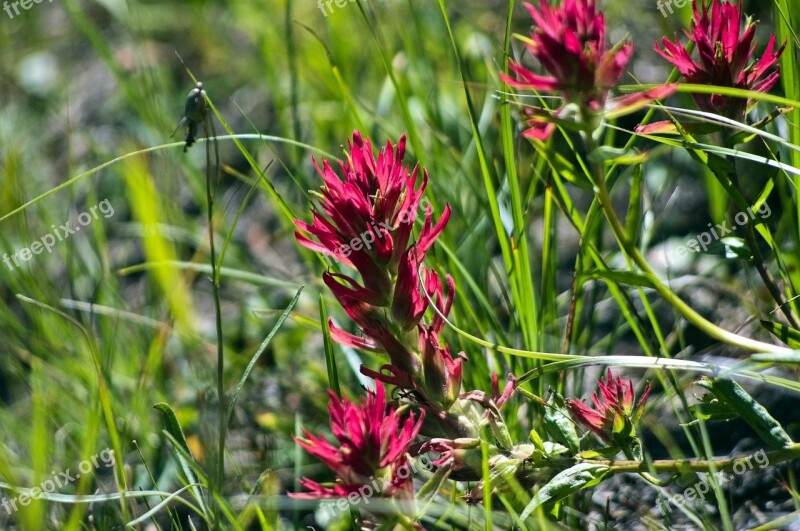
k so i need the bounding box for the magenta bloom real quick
[357,270,465,407]
[503,0,630,107]
[502,0,675,139]
[655,0,784,120]
[295,132,450,300]
[296,132,458,397]
[291,384,424,499]
[566,369,651,443]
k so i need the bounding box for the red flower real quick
[566,369,651,443]
[296,131,458,398]
[420,328,465,410]
[295,132,450,298]
[322,258,442,380]
[503,0,628,107]
[655,0,785,120]
[291,384,424,499]
[391,249,441,331]
[358,270,462,398]
[502,0,675,139]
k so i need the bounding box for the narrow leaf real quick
[520,463,609,520]
[760,321,800,349]
[543,393,581,454]
[319,293,341,398]
[698,377,794,449]
[153,403,209,517]
[226,286,304,424]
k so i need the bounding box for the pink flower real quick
[295,132,450,298]
[655,0,784,120]
[420,328,465,410]
[503,0,629,108]
[291,384,425,499]
[358,270,464,402]
[296,132,458,398]
[502,0,675,139]
[322,259,445,380]
[566,369,651,443]
[391,249,442,331]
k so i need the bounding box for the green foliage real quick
[0,0,798,529]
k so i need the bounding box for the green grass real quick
[0,0,798,529]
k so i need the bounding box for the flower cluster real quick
[502,0,675,139]
[567,369,651,447]
[295,131,464,410]
[292,132,518,513]
[290,384,424,500]
[503,0,631,111]
[655,0,784,120]
[289,0,787,521]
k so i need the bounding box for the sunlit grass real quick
[0,0,798,529]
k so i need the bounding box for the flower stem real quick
[716,139,799,329]
[582,443,800,474]
[201,100,226,530]
[584,135,790,355]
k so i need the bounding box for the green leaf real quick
[543,392,581,454]
[587,146,647,165]
[698,377,794,449]
[576,447,622,459]
[529,429,546,454]
[687,394,737,423]
[319,293,341,398]
[125,484,212,528]
[545,150,594,190]
[760,321,800,349]
[153,402,210,518]
[414,462,451,516]
[751,352,800,364]
[227,287,303,425]
[703,152,736,177]
[580,269,655,288]
[519,463,609,520]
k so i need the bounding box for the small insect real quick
[171,82,207,152]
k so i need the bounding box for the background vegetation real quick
[0,0,798,529]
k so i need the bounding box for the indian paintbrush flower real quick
[420,328,465,410]
[502,0,675,140]
[296,132,463,406]
[503,0,631,110]
[654,0,784,121]
[566,369,651,447]
[291,384,425,499]
[295,131,450,298]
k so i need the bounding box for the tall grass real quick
[0,0,797,529]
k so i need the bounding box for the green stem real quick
[718,141,799,330]
[585,135,790,355]
[202,101,226,530]
[583,443,800,474]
